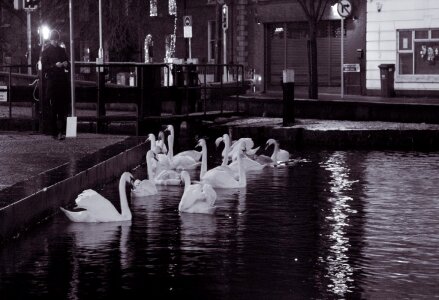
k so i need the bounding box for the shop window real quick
[397,29,439,75]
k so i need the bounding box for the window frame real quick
[396,28,439,83]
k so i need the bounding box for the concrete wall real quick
[366,0,439,92]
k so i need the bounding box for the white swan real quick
[146,133,170,171]
[179,170,217,214]
[199,138,247,188]
[266,138,290,163]
[165,126,201,170]
[227,137,260,160]
[146,150,181,186]
[156,131,168,154]
[60,172,134,222]
[165,124,202,162]
[217,134,266,172]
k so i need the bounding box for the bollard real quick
[282,69,295,126]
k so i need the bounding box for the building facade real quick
[366,0,439,96]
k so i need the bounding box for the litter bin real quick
[282,69,295,126]
[378,64,395,97]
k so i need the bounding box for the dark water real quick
[1,150,439,299]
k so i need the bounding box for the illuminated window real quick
[397,29,439,75]
[169,0,177,16]
[150,0,157,17]
[208,20,216,63]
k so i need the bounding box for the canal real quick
[1,149,438,299]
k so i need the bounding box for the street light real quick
[38,24,51,46]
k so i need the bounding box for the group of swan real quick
[60,126,290,222]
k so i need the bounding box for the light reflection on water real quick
[1,151,439,299]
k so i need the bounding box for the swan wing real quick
[277,150,290,163]
[73,189,122,221]
[229,156,265,171]
[131,179,157,197]
[179,184,216,214]
[174,150,202,161]
[255,154,274,165]
[202,169,239,189]
[154,169,181,186]
[245,146,260,156]
[60,207,96,222]
[171,155,201,170]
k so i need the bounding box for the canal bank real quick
[1,115,439,244]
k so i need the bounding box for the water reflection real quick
[320,152,358,297]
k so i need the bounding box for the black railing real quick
[1,62,249,134]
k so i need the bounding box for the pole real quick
[188,38,192,59]
[98,0,103,60]
[69,0,75,117]
[27,10,32,75]
[223,28,227,81]
[341,17,344,99]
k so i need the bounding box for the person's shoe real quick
[57,133,63,140]
[60,134,66,140]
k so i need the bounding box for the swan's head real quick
[215,136,223,147]
[164,124,174,133]
[158,131,165,140]
[196,138,206,149]
[146,133,155,143]
[122,172,135,186]
[265,138,276,149]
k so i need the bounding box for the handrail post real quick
[8,67,12,118]
[96,65,106,133]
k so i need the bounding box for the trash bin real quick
[378,64,395,97]
[282,69,295,126]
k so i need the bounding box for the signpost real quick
[183,15,193,59]
[222,4,228,81]
[337,0,352,99]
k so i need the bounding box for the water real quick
[1,150,439,299]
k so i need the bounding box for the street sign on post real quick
[337,0,352,18]
[183,15,192,38]
[222,4,228,30]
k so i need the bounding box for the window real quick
[208,20,216,63]
[397,29,439,75]
[169,0,176,16]
[150,0,157,17]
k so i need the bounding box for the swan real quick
[179,170,217,214]
[146,150,181,186]
[217,134,266,172]
[60,172,134,222]
[165,126,201,170]
[165,124,202,162]
[146,133,170,170]
[266,138,290,163]
[226,137,260,160]
[199,138,247,189]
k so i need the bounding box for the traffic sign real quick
[183,15,192,38]
[337,0,352,18]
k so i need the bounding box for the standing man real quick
[41,29,70,140]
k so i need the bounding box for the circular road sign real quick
[337,0,352,18]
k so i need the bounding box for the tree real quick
[297,0,336,99]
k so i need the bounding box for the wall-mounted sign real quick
[0,86,7,102]
[343,63,360,72]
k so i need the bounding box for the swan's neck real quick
[146,154,155,179]
[183,174,191,191]
[168,135,174,159]
[119,176,132,219]
[237,151,246,187]
[200,144,207,179]
[271,142,279,161]
[149,135,156,150]
[222,137,230,166]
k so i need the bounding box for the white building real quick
[367,0,439,95]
